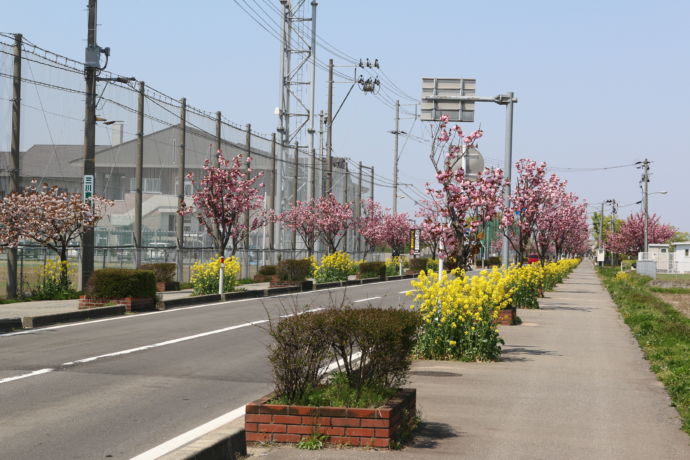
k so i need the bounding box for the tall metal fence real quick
[0,33,379,294]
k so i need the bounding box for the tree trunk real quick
[59,246,69,288]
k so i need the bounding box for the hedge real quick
[86,269,157,299]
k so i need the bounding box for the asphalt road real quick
[0,279,416,459]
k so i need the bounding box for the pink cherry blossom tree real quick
[422,115,505,268]
[315,194,353,253]
[180,153,265,256]
[607,212,675,257]
[357,199,386,258]
[380,212,412,256]
[278,200,321,256]
[1,182,112,285]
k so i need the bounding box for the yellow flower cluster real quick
[407,267,511,361]
[190,255,240,295]
[385,255,407,276]
[43,258,76,285]
[503,263,544,308]
[314,251,354,283]
[615,271,631,281]
[542,258,580,290]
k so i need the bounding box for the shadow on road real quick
[501,345,558,362]
[409,421,459,448]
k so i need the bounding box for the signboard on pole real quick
[596,248,605,263]
[421,77,476,122]
[409,229,416,256]
[414,229,420,256]
[83,175,94,204]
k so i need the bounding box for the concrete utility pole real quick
[176,98,187,284]
[292,143,299,250]
[269,133,277,249]
[370,166,375,202]
[307,0,318,201]
[81,0,98,289]
[641,158,650,254]
[215,111,222,165]
[357,161,363,255]
[7,33,22,298]
[134,81,144,268]
[599,202,605,249]
[326,59,334,194]
[243,124,252,279]
[343,163,349,252]
[501,92,515,268]
[391,99,400,215]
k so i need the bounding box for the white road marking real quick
[399,290,412,294]
[0,308,324,386]
[0,368,54,384]
[0,279,410,338]
[353,296,381,303]
[130,350,363,460]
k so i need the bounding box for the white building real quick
[673,242,690,273]
[640,244,671,272]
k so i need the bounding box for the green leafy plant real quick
[313,252,354,283]
[190,256,239,295]
[408,257,429,272]
[31,258,80,300]
[296,433,329,450]
[86,269,156,299]
[358,261,385,279]
[258,265,277,276]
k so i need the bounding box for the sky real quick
[1,0,689,231]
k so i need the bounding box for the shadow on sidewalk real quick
[540,304,592,312]
[501,345,558,362]
[409,421,460,448]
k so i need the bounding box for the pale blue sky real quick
[2,1,688,231]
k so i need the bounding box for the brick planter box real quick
[79,295,155,312]
[269,280,301,288]
[245,388,416,448]
[496,306,517,325]
[155,281,180,292]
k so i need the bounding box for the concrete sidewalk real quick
[250,262,690,459]
[0,283,270,320]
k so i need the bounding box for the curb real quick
[158,420,246,460]
[0,317,23,332]
[22,305,127,329]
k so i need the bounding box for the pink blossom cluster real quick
[606,212,675,256]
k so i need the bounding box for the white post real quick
[399,256,403,276]
[219,256,225,301]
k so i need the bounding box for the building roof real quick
[0,144,108,182]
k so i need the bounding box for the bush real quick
[86,269,156,299]
[426,258,439,272]
[141,263,176,282]
[486,256,501,266]
[385,256,406,276]
[268,307,421,405]
[359,261,385,278]
[277,259,312,282]
[190,256,240,295]
[258,265,277,276]
[314,252,354,283]
[408,257,428,272]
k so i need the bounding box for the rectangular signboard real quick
[421,77,476,122]
[83,175,94,203]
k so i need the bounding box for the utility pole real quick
[642,158,650,254]
[599,201,605,250]
[307,1,318,201]
[243,124,252,280]
[357,161,363,256]
[391,99,400,215]
[370,166,375,202]
[292,143,299,250]
[215,111,222,165]
[326,59,334,194]
[81,0,98,289]
[269,133,277,250]
[7,33,22,298]
[134,81,144,268]
[176,98,187,284]
[501,92,515,268]
[343,163,349,252]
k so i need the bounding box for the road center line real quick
[353,296,381,303]
[1,309,324,386]
[0,368,54,385]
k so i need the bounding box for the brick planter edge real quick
[245,388,416,448]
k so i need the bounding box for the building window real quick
[661,248,667,253]
[685,249,689,257]
[129,177,161,193]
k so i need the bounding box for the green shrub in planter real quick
[277,259,312,282]
[258,265,277,276]
[140,263,176,282]
[359,261,385,278]
[86,269,156,299]
[268,306,422,404]
[487,256,501,266]
[408,257,429,272]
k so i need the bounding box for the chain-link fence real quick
[0,32,380,295]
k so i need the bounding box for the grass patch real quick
[650,286,690,294]
[270,372,397,408]
[598,267,690,435]
[657,273,690,282]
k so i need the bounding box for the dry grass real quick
[653,292,690,320]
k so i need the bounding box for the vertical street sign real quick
[414,228,420,256]
[83,174,94,204]
[409,229,416,255]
